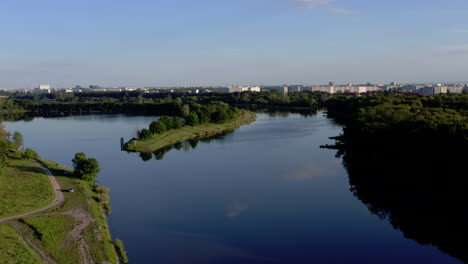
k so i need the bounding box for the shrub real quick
[149,121,166,135]
[114,239,129,264]
[138,128,152,140]
[23,148,39,159]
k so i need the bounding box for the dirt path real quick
[2,161,96,264]
[0,160,64,223]
[61,209,93,264]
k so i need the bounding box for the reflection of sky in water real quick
[4,112,462,264]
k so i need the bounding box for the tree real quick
[181,104,190,117]
[0,123,9,141]
[172,117,183,129]
[159,116,174,130]
[23,148,38,159]
[185,112,199,126]
[149,121,166,135]
[72,152,101,182]
[138,128,152,140]
[0,123,11,168]
[12,131,23,148]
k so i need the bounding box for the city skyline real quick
[1,0,468,88]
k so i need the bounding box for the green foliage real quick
[149,121,167,134]
[11,131,23,148]
[325,94,468,263]
[72,152,101,182]
[159,115,174,129]
[114,239,129,264]
[0,123,11,166]
[95,185,111,215]
[138,128,152,140]
[22,148,39,159]
[0,98,25,113]
[181,104,190,117]
[172,116,183,129]
[185,112,200,126]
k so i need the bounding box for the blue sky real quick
[1,0,468,88]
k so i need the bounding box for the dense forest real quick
[324,93,467,263]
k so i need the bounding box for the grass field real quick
[0,156,119,264]
[22,215,80,264]
[39,158,119,264]
[0,224,43,264]
[125,110,256,153]
[0,159,55,218]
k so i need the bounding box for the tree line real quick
[3,91,333,116]
[323,93,468,263]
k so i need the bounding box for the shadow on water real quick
[324,126,468,263]
[243,107,318,118]
[135,130,235,162]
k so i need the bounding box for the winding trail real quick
[0,160,64,223]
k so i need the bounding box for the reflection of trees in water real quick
[240,107,318,118]
[328,131,467,263]
[137,130,234,162]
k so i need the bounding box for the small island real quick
[124,102,256,153]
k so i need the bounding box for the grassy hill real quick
[0,159,54,219]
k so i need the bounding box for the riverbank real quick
[124,110,256,153]
[0,156,119,264]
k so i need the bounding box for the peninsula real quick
[124,109,256,153]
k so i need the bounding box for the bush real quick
[114,239,129,264]
[185,112,199,126]
[159,116,174,130]
[138,128,152,140]
[172,117,183,129]
[23,148,39,159]
[149,121,166,135]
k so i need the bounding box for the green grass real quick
[125,110,256,153]
[0,224,43,264]
[0,159,55,218]
[38,159,119,264]
[0,156,118,264]
[22,215,79,264]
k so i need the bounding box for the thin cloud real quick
[290,0,355,15]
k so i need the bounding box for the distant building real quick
[274,86,289,94]
[212,86,262,93]
[212,87,230,93]
[418,87,435,95]
[447,87,463,94]
[433,85,448,94]
[39,84,51,90]
[249,86,261,92]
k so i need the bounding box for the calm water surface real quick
[5,113,461,264]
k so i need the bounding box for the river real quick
[4,112,462,264]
